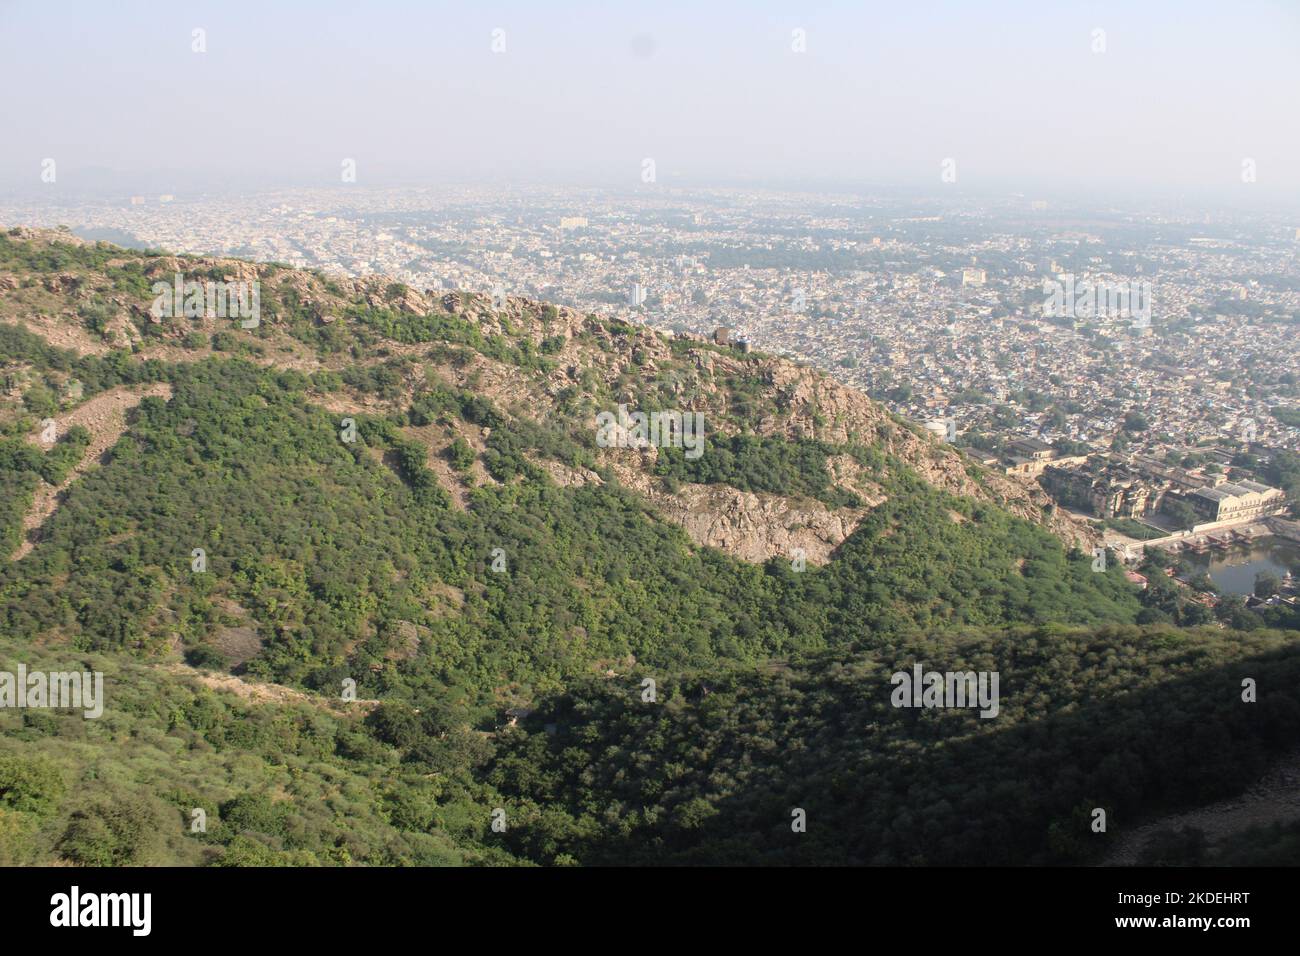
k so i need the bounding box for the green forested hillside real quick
[0,637,509,866]
[3,623,1298,867]
[487,624,1300,865]
[1,348,1144,704]
[0,230,1297,866]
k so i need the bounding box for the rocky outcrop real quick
[603,451,870,565]
[656,485,866,565]
[636,347,1097,550]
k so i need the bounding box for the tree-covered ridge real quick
[0,228,1092,550]
[4,623,1296,867]
[0,229,167,292]
[486,624,1300,865]
[0,637,512,866]
[0,353,1145,711]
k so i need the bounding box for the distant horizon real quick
[5,174,1300,221]
[3,0,1298,209]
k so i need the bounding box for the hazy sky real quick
[2,0,1298,201]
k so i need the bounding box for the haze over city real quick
[2,0,1299,202]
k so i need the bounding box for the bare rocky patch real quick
[158,661,379,714]
[607,451,868,566]
[400,420,495,509]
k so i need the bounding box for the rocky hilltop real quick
[0,226,1094,565]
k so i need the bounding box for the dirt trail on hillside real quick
[1100,746,1300,865]
[12,383,173,560]
[157,661,379,715]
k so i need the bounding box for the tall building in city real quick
[628,282,646,307]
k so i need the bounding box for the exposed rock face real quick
[43,273,82,294]
[353,277,434,316]
[412,286,1095,556]
[540,451,864,565]
[142,256,262,287]
[385,621,426,661]
[655,485,865,565]
[212,625,263,668]
[539,460,603,489]
[604,453,869,565]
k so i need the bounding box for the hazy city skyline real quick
[3,0,1299,205]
